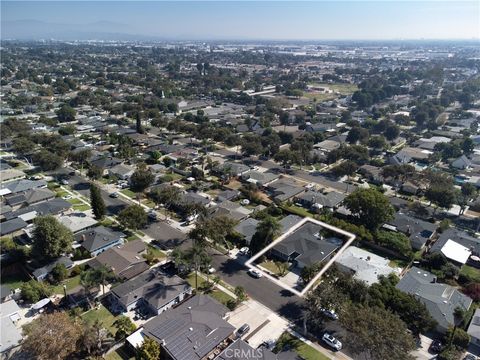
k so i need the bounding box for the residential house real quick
[234,218,259,245]
[75,226,127,257]
[335,246,401,285]
[467,308,480,347]
[451,155,472,170]
[294,190,346,212]
[270,220,343,269]
[266,179,304,202]
[0,218,28,236]
[396,267,472,333]
[358,165,384,185]
[4,198,71,223]
[0,169,26,183]
[138,294,235,360]
[216,189,240,202]
[0,179,47,196]
[87,240,149,280]
[32,256,74,281]
[241,170,279,187]
[5,188,56,208]
[110,269,192,315]
[383,212,438,250]
[279,215,303,233]
[209,200,252,222]
[0,299,22,354]
[58,213,98,234]
[430,228,480,259]
[109,164,135,180]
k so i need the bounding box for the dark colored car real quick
[237,324,250,337]
[429,339,442,354]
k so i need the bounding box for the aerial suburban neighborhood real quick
[0,1,480,360]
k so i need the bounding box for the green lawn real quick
[281,203,313,218]
[186,273,235,306]
[309,82,358,94]
[258,260,285,276]
[461,265,480,283]
[68,198,82,205]
[104,345,135,360]
[73,204,91,212]
[275,332,330,360]
[120,189,136,198]
[146,244,167,260]
[81,304,118,335]
[126,233,142,242]
[52,275,81,294]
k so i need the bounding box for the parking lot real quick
[227,299,290,348]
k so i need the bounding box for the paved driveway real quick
[227,299,290,348]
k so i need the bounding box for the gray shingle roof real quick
[143,294,234,360]
[272,222,342,267]
[74,226,126,253]
[0,218,28,235]
[111,270,190,310]
[234,218,259,243]
[431,228,480,255]
[396,267,472,332]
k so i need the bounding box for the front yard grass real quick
[258,260,283,276]
[81,304,118,335]
[146,244,167,260]
[120,189,136,198]
[73,204,91,212]
[186,272,235,307]
[275,332,330,360]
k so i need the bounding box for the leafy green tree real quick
[90,184,106,220]
[50,263,68,284]
[375,230,413,259]
[56,104,76,122]
[234,286,247,302]
[331,160,358,178]
[130,163,155,192]
[137,338,161,360]
[113,315,137,340]
[32,215,73,261]
[461,137,474,154]
[80,266,114,296]
[33,149,63,171]
[118,204,147,230]
[20,280,53,303]
[426,185,456,212]
[344,188,394,230]
[346,126,369,144]
[13,136,36,156]
[340,304,416,360]
[249,216,281,256]
[446,327,470,349]
[149,185,181,219]
[300,263,322,283]
[87,164,103,180]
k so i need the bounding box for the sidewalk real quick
[288,329,353,360]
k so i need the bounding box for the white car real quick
[60,179,69,185]
[207,267,216,274]
[238,247,250,256]
[247,269,263,278]
[320,308,339,320]
[322,333,342,351]
[62,195,73,200]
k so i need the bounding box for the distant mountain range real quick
[1,19,163,41]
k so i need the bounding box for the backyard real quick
[81,304,119,335]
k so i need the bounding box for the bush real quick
[20,280,53,303]
[446,327,470,349]
[226,299,238,311]
[437,345,462,360]
[70,264,86,277]
[72,247,91,261]
[375,230,413,259]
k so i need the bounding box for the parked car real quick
[247,268,263,278]
[148,211,158,220]
[237,324,250,337]
[429,339,442,354]
[60,179,69,185]
[207,267,216,274]
[320,308,339,320]
[322,333,342,351]
[238,247,250,256]
[109,192,119,198]
[62,195,73,200]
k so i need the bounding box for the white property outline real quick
[245,217,356,297]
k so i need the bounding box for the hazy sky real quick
[2,1,479,40]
